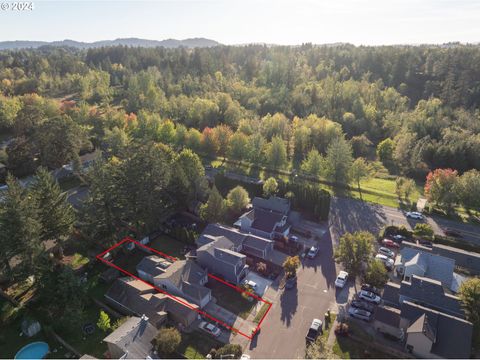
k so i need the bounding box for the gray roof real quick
[198,223,245,248]
[252,196,290,214]
[407,313,436,342]
[243,235,273,251]
[103,316,157,359]
[400,275,463,317]
[374,306,401,327]
[402,301,473,358]
[136,256,172,277]
[400,247,455,287]
[155,259,210,303]
[382,282,401,307]
[250,208,285,233]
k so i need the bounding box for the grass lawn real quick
[207,280,256,320]
[253,302,270,324]
[150,235,187,260]
[178,330,222,359]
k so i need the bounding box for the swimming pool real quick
[15,341,49,359]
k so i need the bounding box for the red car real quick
[382,239,400,249]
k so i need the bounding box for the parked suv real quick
[375,254,394,270]
[358,290,381,304]
[348,307,372,322]
[361,284,380,296]
[305,318,323,343]
[351,299,375,312]
[406,211,423,220]
[378,246,395,258]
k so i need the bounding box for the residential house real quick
[395,247,455,289]
[238,196,291,239]
[373,305,404,340]
[105,277,198,328]
[136,256,211,308]
[103,315,158,359]
[196,223,285,283]
[401,301,473,359]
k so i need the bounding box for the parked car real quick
[444,228,463,238]
[198,321,221,337]
[378,246,395,258]
[358,290,381,304]
[335,271,348,288]
[406,211,423,220]
[350,299,375,312]
[289,235,299,243]
[418,239,433,248]
[360,284,380,296]
[305,318,323,342]
[375,254,394,270]
[244,280,258,291]
[392,234,406,243]
[307,246,319,259]
[382,239,400,249]
[348,307,372,322]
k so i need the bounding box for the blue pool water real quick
[15,341,49,359]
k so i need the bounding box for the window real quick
[405,276,411,282]
[162,284,167,290]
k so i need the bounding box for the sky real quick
[1,0,480,45]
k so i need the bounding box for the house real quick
[136,256,211,308]
[373,305,404,340]
[196,223,285,283]
[395,247,455,289]
[105,277,198,328]
[197,235,249,284]
[401,301,473,359]
[238,196,291,239]
[399,275,463,317]
[103,315,158,359]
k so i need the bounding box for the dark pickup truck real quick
[305,318,323,343]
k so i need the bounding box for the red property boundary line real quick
[96,237,273,340]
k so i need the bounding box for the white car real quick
[307,246,319,259]
[406,211,423,220]
[244,280,258,290]
[358,290,381,304]
[375,254,394,269]
[378,246,395,258]
[198,321,221,337]
[335,271,348,288]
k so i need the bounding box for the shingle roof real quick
[103,316,157,359]
[136,255,172,277]
[407,313,436,342]
[252,196,290,214]
[243,235,273,251]
[198,223,245,248]
[400,275,463,317]
[374,305,401,327]
[400,247,455,287]
[401,301,473,359]
[250,208,284,233]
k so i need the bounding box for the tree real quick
[425,168,459,212]
[458,278,480,347]
[305,335,336,359]
[301,149,324,177]
[413,223,434,239]
[200,186,226,223]
[456,170,480,210]
[31,167,75,243]
[0,175,43,278]
[226,186,250,214]
[97,310,111,332]
[364,260,389,288]
[402,178,416,203]
[334,231,374,289]
[324,136,353,184]
[349,158,372,199]
[227,132,249,160]
[265,136,288,169]
[283,256,300,278]
[201,127,220,155]
[212,344,243,359]
[263,177,278,197]
[153,327,181,355]
[377,138,395,169]
[213,124,233,159]
[103,127,130,157]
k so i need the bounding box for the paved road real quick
[245,232,338,358]
[329,196,480,245]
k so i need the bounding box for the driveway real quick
[329,196,480,245]
[243,272,272,297]
[244,231,338,358]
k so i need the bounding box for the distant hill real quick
[0,37,221,50]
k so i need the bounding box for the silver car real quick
[358,290,381,304]
[348,307,372,322]
[406,211,423,220]
[378,246,395,258]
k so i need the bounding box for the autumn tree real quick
[425,168,459,212]
[283,256,300,278]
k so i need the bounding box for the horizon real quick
[1,0,480,46]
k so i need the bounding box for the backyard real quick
[207,279,257,320]
[150,234,187,260]
[177,330,222,359]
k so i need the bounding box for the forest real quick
[1,44,480,213]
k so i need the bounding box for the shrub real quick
[153,327,181,355]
